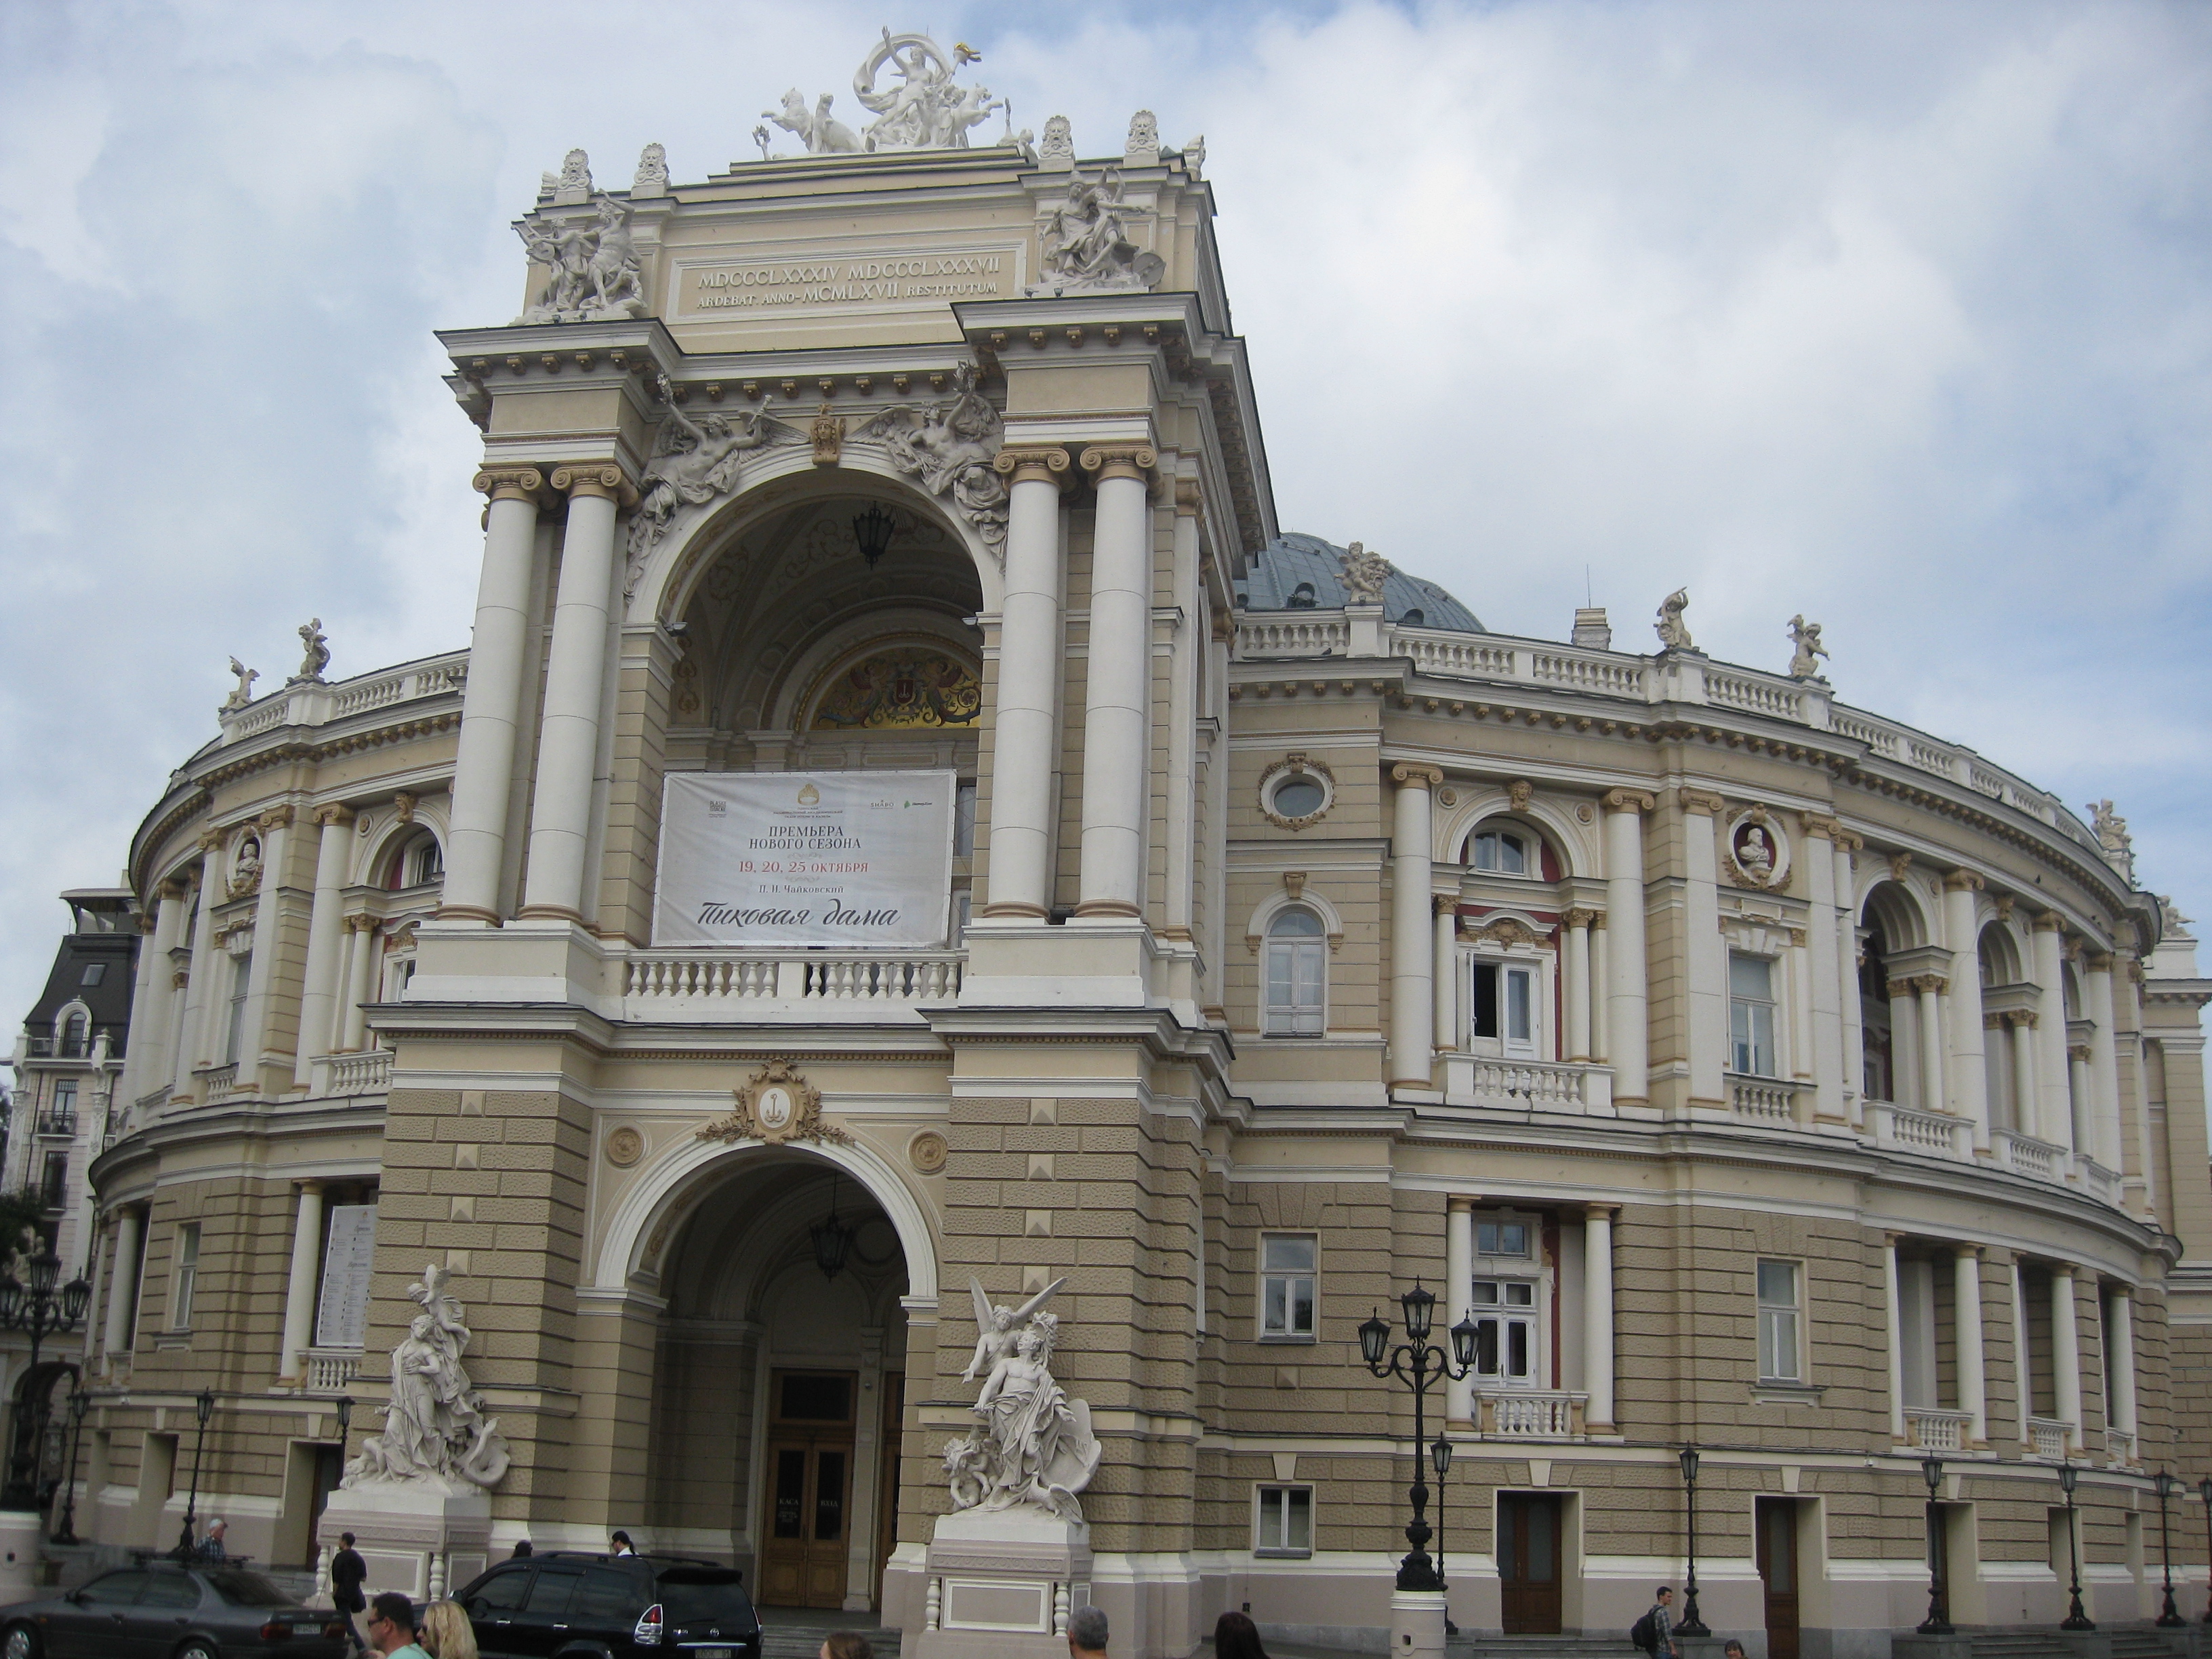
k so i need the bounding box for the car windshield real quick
[657,1568,754,1626]
[208,1570,295,1607]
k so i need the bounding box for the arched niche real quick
[1436,787,1595,878]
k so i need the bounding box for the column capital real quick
[1602,788,1656,815]
[1391,762,1444,790]
[313,804,354,829]
[1172,478,1202,516]
[1433,893,1460,917]
[2033,910,2066,933]
[344,912,379,934]
[550,462,640,507]
[1954,1241,1983,1258]
[2068,1043,2093,1063]
[1078,444,1158,484]
[256,804,295,831]
[1583,1202,1618,1222]
[2085,951,2114,974]
[297,1177,326,1196]
[1564,907,1598,929]
[1943,868,1985,893]
[1797,812,1843,840]
[992,445,1075,489]
[472,464,547,503]
[1835,830,1865,852]
[1678,786,1727,817]
[158,877,190,901]
[196,826,224,853]
[1447,1195,1475,1213]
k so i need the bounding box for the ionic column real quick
[1680,789,1727,1105]
[293,806,355,1085]
[2107,1285,2137,1457]
[102,1207,143,1357]
[1584,1204,1617,1434]
[1164,482,1202,933]
[175,854,221,1092]
[1389,764,1442,1087]
[1800,818,1846,1122]
[1917,976,1948,1116]
[1944,871,1990,1151]
[2051,1267,2084,1452]
[340,917,378,1052]
[1591,915,1611,1063]
[2068,1044,2094,1156]
[1433,897,1459,1051]
[1836,836,1866,1126]
[1564,909,1594,1063]
[1603,791,1655,1105]
[981,448,1071,918]
[1883,1233,1907,1443]
[1954,1246,1987,1448]
[2085,954,2124,1172]
[278,1181,326,1382]
[1789,926,1815,1084]
[2032,914,2072,1152]
[2008,1014,2040,1139]
[520,464,631,922]
[443,466,545,922]
[131,882,188,1104]
[1446,1198,1475,1425]
[1074,445,1158,919]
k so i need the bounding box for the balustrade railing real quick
[305,1349,363,1393]
[621,949,964,1015]
[1868,1100,1969,1160]
[218,650,469,746]
[1904,1408,1973,1452]
[1994,1129,2063,1181]
[2105,1427,2135,1467]
[2026,1418,2072,1462]
[1440,1054,1612,1115]
[1479,1391,1586,1439]
[322,1050,392,1095]
[194,1062,241,1103]
[1728,1074,1807,1126]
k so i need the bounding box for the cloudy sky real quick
[1,0,2207,1031]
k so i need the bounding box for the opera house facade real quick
[49,36,2211,1659]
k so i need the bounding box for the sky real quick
[1,0,2207,1031]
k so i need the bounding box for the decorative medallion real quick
[696,1058,855,1148]
[811,647,981,730]
[605,1126,645,1168]
[1725,807,1791,891]
[908,1130,950,1174]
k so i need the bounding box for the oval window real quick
[1271,777,1326,819]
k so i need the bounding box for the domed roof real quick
[1237,533,1484,633]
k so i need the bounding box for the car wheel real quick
[173,1643,218,1659]
[1,1623,37,1659]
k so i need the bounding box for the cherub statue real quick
[1339,541,1390,604]
[293,618,329,682]
[1786,614,1829,680]
[635,377,790,534]
[220,657,258,712]
[962,1274,1065,1382]
[1654,588,1694,651]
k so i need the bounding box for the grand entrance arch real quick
[638,1147,915,1612]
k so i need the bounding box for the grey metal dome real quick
[1236,533,1484,632]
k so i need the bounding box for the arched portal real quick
[640,1149,912,1614]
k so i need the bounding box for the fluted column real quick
[102,1207,143,1357]
[293,806,355,1085]
[340,917,378,1052]
[1944,871,1990,1151]
[1446,1198,1474,1425]
[1074,445,1157,919]
[1433,897,1458,1051]
[2051,1267,2084,1452]
[1584,1204,1616,1433]
[520,464,630,922]
[278,1181,326,1382]
[1883,1233,1907,1443]
[2106,1286,2137,1457]
[1389,764,1442,1088]
[1564,908,1594,1063]
[2085,954,2123,1172]
[1681,789,1727,1106]
[443,466,544,922]
[981,449,1070,917]
[2032,914,2072,1152]
[1836,835,1866,1126]
[1603,791,1655,1105]
[1954,1246,1987,1448]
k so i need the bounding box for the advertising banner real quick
[654,769,956,947]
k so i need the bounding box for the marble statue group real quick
[343,1264,511,1492]
[943,1276,1103,1521]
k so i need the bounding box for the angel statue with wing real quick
[943,1274,1103,1521]
[628,378,802,572]
[857,363,1008,551]
[962,1275,1065,1382]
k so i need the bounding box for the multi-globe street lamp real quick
[0,1250,91,1510]
[1358,1283,1478,1593]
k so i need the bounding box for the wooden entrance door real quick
[758,1370,857,1610]
[1497,1493,1563,1635]
[1756,1497,1801,1659]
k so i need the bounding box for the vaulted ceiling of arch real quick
[659,1156,907,1324]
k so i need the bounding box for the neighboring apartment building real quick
[54,35,2212,1658]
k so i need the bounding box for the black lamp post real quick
[49,1387,91,1545]
[0,1248,92,1509]
[2057,1461,2095,1631]
[2199,1475,2212,1624]
[174,1388,216,1559]
[2154,1471,2184,1626]
[1430,1435,1456,1632]
[1917,1454,1952,1634]
[1677,1447,1711,1637]
[1358,1282,1478,1593]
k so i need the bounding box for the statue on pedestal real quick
[1654,588,1694,652]
[342,1265,510,1492]
[942,1276,1101,1521]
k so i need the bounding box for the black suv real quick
[449,1552,762,1659]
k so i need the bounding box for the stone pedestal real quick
[315,1478,491,1602]
[909,1509,1092,1659]
[0,1509,44,1602]
[1389,1589,1447,1658]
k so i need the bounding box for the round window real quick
[1271,776,1326,819]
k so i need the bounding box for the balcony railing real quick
[621,949,964,1019]
[193,1063,242,1103]
[2077,1158,2121,1205]
[1477,1391,1586,1439]
[1994,1128,2064,1181]
[218,649,468,744]
[36,1112,77,1137]
[304,1348,363,1393]
[1728,1074,1808,1128]
[2026,1418,2072,1462]
[1904,1408,1974,1452]
[1439,1054,1613,1114]
[1868,1100,1971,1160]
[310,1050,393,1097]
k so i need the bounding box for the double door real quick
[1497,1493,1563,1635]
[758,1369,857,1610]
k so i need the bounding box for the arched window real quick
[388,834,444,890]
[1263,908,1328,1037]
[1472,829,1528,875]
[59,1012,89,1059]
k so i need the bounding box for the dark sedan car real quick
[450,1552,762,1658]
[1,1561,348,1659]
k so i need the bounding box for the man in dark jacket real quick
[331,1532,369,1655]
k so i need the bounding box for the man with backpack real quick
[1630,1586,1678,1658]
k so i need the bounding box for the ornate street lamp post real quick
[0,1250,92,1510]
[2154,1471,2184,1627]
[49,1387,91,1545]
[1358,1283,1478,1592]
[1431,1435,1456,1633]
[174,1388,216,1559]
[1917,1454,1952,1635]
[1677,1447,1711,1638]
[2057,1462,2095,1631]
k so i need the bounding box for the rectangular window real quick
[1469,963,1540,1055]
[1476,1221,1530,1258]
[1757,1258,1803,1382]
[1260,1234,1316,1340]
[224,952,253,1065]
[1730,953,1777,1077]
[50,1080,78,1128]
[1470,1279,1538,1382]
[1255,1485,1313,1556]
[39,1152,68,1209]
[1471,962,1499,1038]
[79,963,105,987]
[171,1223,201,1330]
[1263,929,1326,1036]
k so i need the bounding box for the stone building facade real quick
[66,41,2211,1659]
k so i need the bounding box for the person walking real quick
[365,1590,430,1658]
[417,1599,480,1659]
[1068,1604,1110,1658]
[1632,1586,1678,1658]
[331,1532,369,1654]
[1212,1610,1271,1658]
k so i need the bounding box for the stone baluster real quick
[293,806,355,1086]
[1389,765,1442,1087]
[983,448,1071,918]
[1603,791,1655,1106]
[1074,446,1158,920]
[1943,871,1990,1152]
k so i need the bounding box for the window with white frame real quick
[1472,828,1530,875]
[1757,1258,1803,1382]
[1260,1234,1316,1340]
[1254,1485,1313,1556]
[1471,1213,1542,1387]
[224,952,253,1065]
[171,1223,201,1330]
[1263,908,1327,1036]
[1469,959,1542,1059]
[1729,953,1778,1077]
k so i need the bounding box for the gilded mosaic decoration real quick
[811,647,981,730]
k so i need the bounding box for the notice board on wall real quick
[314,1204,377,1350]
[653,770,956,948]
